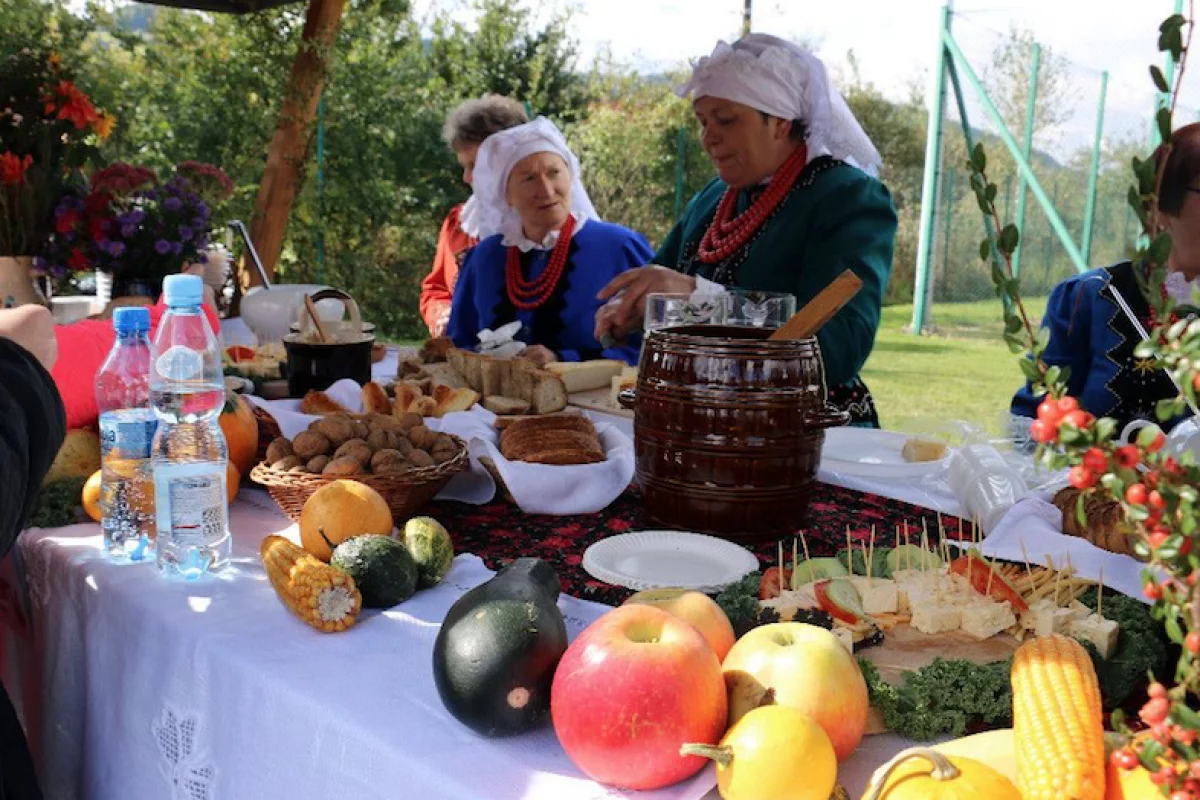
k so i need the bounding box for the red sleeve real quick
[51,299,222,430]
[420,206,466,334]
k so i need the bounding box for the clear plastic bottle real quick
[96,306,157,560]
[151,274,230,578]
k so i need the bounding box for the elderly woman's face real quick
[455,143,481,187]
[693,96,796,188]
[505,152,572,238]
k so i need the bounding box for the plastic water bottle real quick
[151,274,230,578]
[96,307,157,560]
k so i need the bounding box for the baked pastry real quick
[901,437,948,462]
[499,414,606,465]
[1051,487,1138,558]
[361,381,392,415]
[299,390,350,415]
[419,336,455,363]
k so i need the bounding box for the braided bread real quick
[1051,487,1139,558]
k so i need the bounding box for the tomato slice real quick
[759,567,793,600]
[814,579,863,625]
[226,345,256,363]
[948,552,1029,612]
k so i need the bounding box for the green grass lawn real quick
[863,298,1048,435]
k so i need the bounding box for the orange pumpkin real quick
[219,393,259,476]
[226,462,241,505]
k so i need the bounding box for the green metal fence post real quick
[942,30,1089,273]
[1081,71,1109,263]
[1012,43,1041,279]
[316,90,326,284]
[1044,178,1058,280]
[911,4,953,334]
[674,126,687,221]
[940,165,956,296]
[1153,0,1186,147]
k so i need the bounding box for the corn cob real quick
[261,535,362,632]
[1011,633,1105,800]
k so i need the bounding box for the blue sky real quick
[413,0,1200,158]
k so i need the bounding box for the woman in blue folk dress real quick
[446,117,651,366]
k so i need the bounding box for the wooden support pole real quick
[244,0,346,289]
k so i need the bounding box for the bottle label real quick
[155,462,227,545]
[155,346,204,381]
[99,411,158,460]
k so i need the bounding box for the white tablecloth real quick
[0,488,923,800]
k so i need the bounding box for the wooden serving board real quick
[567,387,633,419]
[859,622,1021,735]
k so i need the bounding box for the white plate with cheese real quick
[582,530,758,592]
[820,427,952,479]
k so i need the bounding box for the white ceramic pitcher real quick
[1120,417,1200,461]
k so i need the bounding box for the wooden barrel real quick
[622,325,848,541]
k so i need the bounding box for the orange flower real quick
[46,81,98,130]
[48,52,62,69]
[0,152,33,186]
[93,112,115,141]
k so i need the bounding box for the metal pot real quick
[283,288,374,397]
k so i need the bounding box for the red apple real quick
[623,588,737,661]
[721,622,867,761]
[551,604,727,790]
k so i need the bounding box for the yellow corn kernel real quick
[1011,634,1105,800]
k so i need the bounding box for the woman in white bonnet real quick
[446,117,652,366]
[594,33,898,426]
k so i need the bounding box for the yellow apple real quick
[624,588,736,661]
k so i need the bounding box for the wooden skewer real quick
[1019,540,1035,584]
[777,540,785,595]
[985,552,996,597]
[920,519,931,572]
[845,526,854,570]
[902,521,911,571]
[792,538,798,575]
[1098,565,1104,618]
[863,537,873,586]
[800,531,812,566]
[867,525,876,582]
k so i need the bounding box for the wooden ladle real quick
[768,269,863,341]
[303,294,331,343]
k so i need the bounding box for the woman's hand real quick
[0,305,58,372]
[518,344,558,367]
[594,265,697,343]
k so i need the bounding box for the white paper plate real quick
[582,531,759,592]
[820,427,953,479]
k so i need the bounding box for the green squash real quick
[432,558,568,737]
[330,534,418,608]
[403,516,455,588]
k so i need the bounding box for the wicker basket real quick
[249,434,470,521]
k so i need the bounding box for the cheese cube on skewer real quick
[1064,600,1091,623]
[960,599,1017,640]
[1022,598,1074,638]
[848,577,898,615]
[911,603,961,635]
[1070,614,1120,660]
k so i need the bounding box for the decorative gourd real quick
[299,480,394,561]
[680,705,837,800]
[330,534,418,608]
[261,535,362,632]
[861,748,1021,800]
[432,558,567,736]
[931,729,1016,783]
[219,392,259,475]
[1011,634,1105,800]
[402,516,454,588]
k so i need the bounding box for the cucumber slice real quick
[886,544,943,574]
[790,557,849,589]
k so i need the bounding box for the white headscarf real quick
[676,33,883,177]
[470,116,599,246]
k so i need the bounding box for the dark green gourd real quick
[432,558,568,736]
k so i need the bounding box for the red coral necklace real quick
[697,144,808,264]
[506,215,577,310]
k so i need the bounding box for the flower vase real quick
[0,257,48,309]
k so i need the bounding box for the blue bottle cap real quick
[162,274,204,308]
[112,306,151,334]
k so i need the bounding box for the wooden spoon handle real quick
[768,269,863,341]
[304,294,330,343]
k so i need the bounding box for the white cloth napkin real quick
[245,382,635,513]
[968,488,1154,601]
[475,424,635,515]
